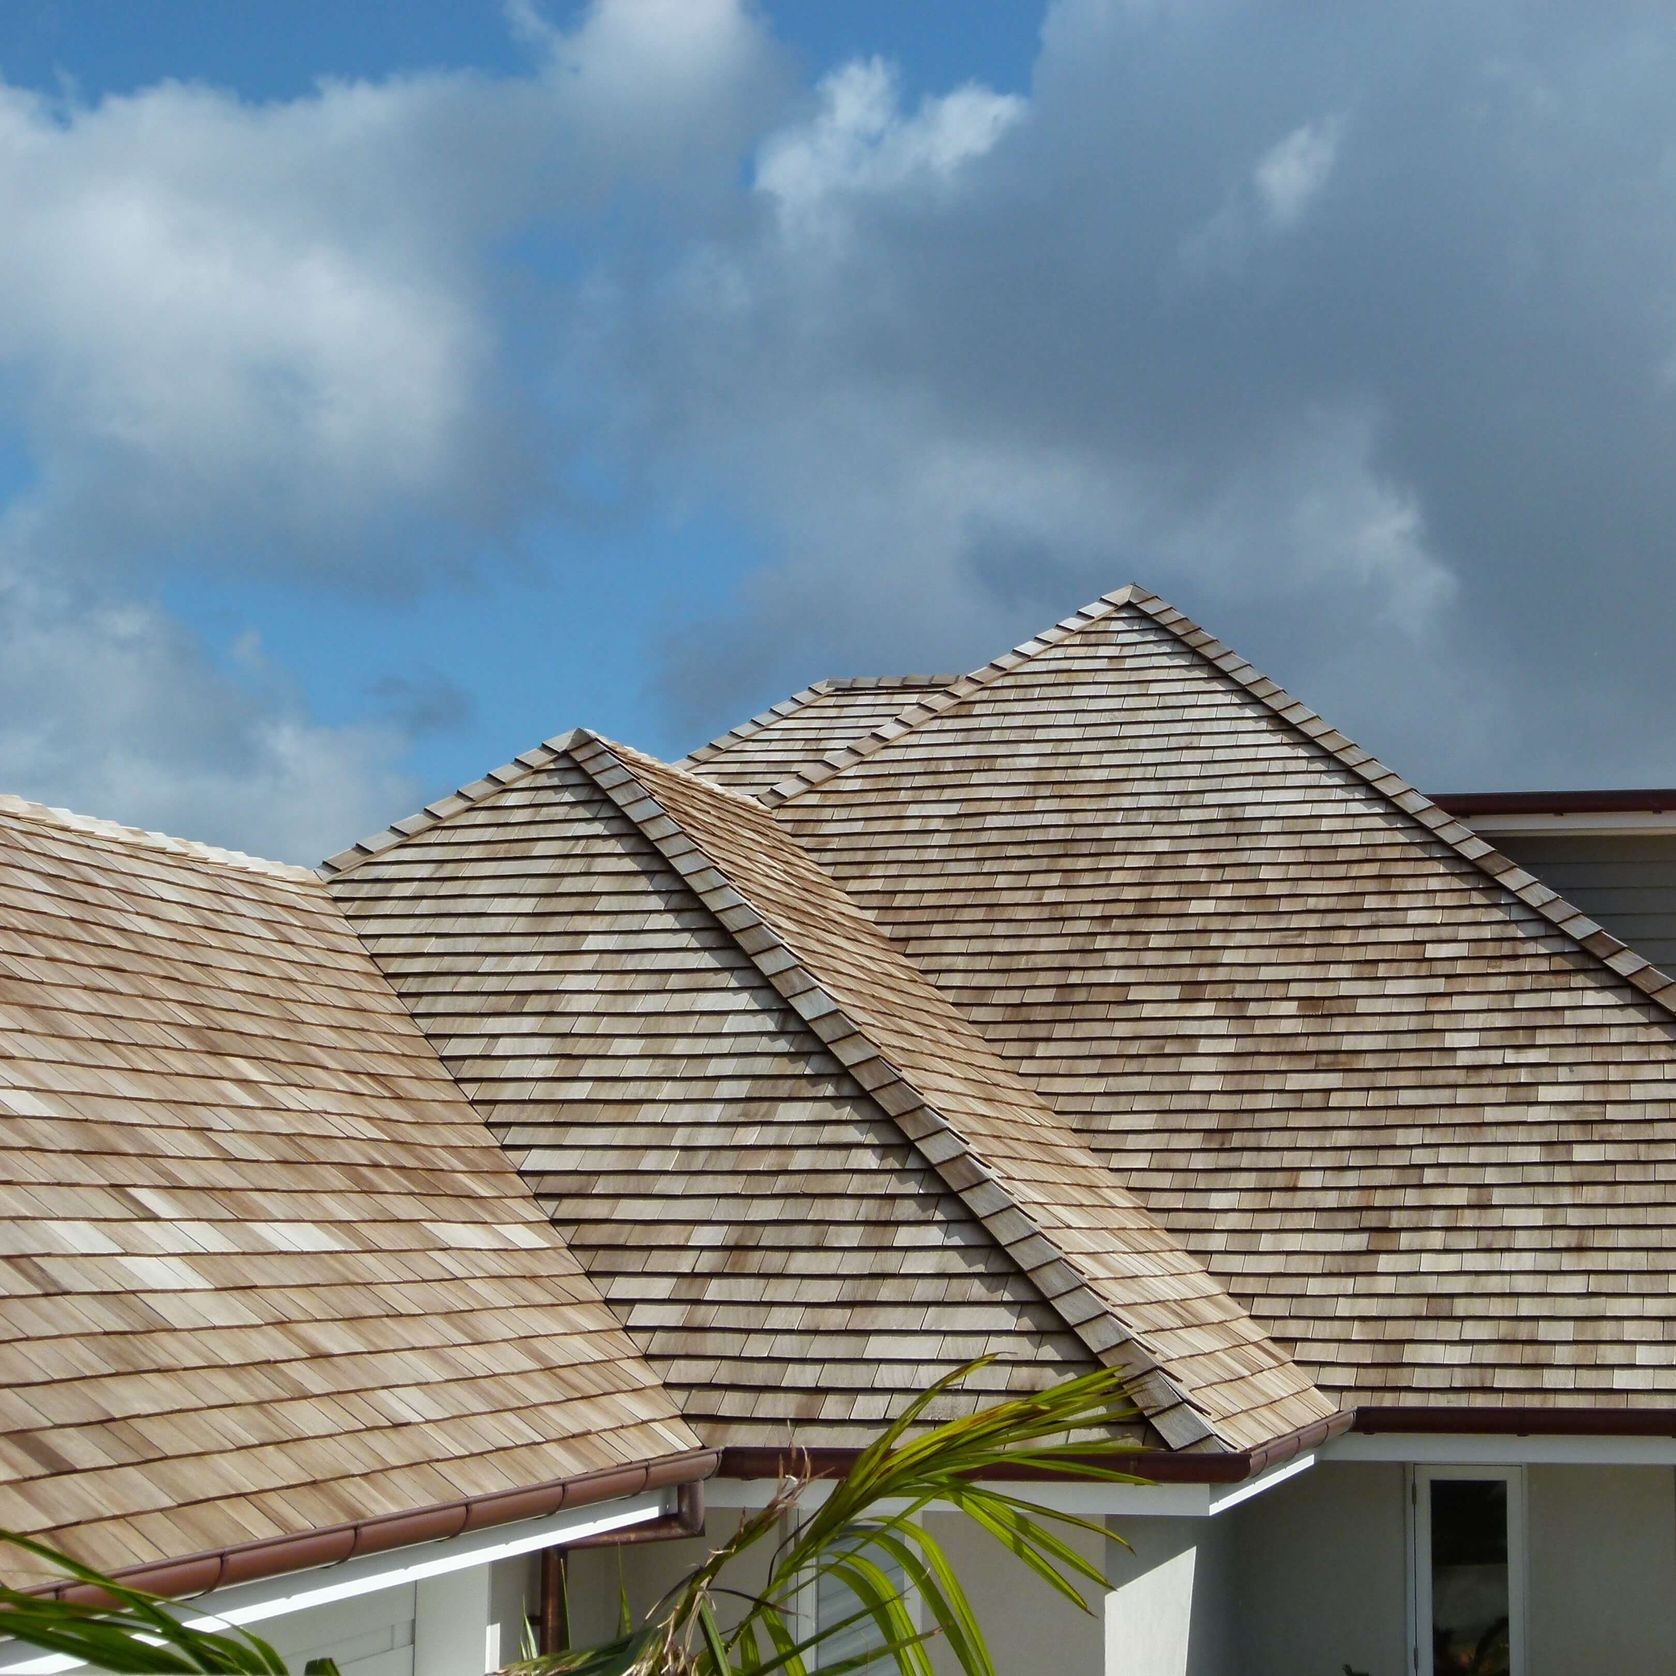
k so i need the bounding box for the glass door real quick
[1411,1466,1526,1676]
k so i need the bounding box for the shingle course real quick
[770,589,1676,1407]
[0,798,698,1583]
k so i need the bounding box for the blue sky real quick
[2,1,1675,859]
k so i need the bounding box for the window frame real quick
[1408,1463,1528,1676]
[803,1515,920,1672]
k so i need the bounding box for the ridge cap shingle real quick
[757,579,1676,1023]
[0,793,318,885]
[567,728,1335,1455]
[758,585,1144,809]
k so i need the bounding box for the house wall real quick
[1227,1462,1408,1676]
[565,1464,1676,1676]
[1220,1457,1676,1676]
[231,1553,537,1676]
[1484,831,1676,970]
[261,1584,416,1676]
[1104,1513,1233,1676]
[1527,1464,1676,1676]
[921,1509,1112,1676]
[563,1510,776,1651]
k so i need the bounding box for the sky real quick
[1,1,1674,862]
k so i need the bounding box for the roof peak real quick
[571,730,1332,1453]
[767,580,1676,1023]
[756,583,1146,808]
[0,793,316,884]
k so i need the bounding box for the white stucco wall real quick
[1527,1464,1676,1676]
[1104,1514,1233,1676]
[1227,1461,1408,1676]
[921,1509,1111,1676]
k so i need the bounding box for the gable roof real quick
[0,797,704,1588]
[764,586,1676,1410]
[325,730,1332,1455]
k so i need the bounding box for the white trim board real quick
[1460,811,1676,835]
[0,1492,668,1676]
[1327,1431,1676,1466]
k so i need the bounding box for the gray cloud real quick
[0,570,414,862]
[6,0,1676,864]
[366,668,476,737]
[596,0,1676,790]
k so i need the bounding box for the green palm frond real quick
[0,1533,334,1674]
[1,1362,1144,1676]
[513,1358,1146,1676]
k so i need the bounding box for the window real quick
[1410,1466,1526,1676]
[813,1536,910,1672]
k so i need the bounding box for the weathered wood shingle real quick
[0,799,698,1583]
[768,589,1676,1409]
[328,751,1110,1446]
[329,733,1330,1453]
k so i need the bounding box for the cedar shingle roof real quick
[12,574,1676,1586]
[757,586,1676,1408]
[0,798,700,1584]
[324,744,1107,1446]
[680,677,961,795]
[326,731,1330,1453]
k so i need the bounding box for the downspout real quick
[539,1481,707,1655]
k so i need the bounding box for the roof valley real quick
[570,732,1335,1454]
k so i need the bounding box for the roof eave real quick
[28,1448,721,1606]
[717,1408,1354,1487]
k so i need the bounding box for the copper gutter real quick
[1353,1406,1676,1437]
[1432,789,1676,816]
[31,1448,720,1608]
[717,1409,1354,1488]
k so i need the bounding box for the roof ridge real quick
[678,681,840,772]
[0,794,317,884]
[823,674,964,691]
[680,676,969,775]
[1121,590,1676,1021]
[571,730,1336,1454]
[569,732,1209,1449]
[757,585,1144,809]
[317,728,590,880]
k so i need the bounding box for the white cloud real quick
[755,58,1023,236]
[0,0,785,585]
[8,0,1676,856]
[589,1,1676,789]
[0,0,787,857]
[0,567,415,863]
[1253,117,1341,229]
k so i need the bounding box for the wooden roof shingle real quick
[0,798,700,1585]
[766,586,1676,1409]
[328,731,1333,1455]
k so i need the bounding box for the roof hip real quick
[566,729,1334,1456]
[755,580,1676,1022]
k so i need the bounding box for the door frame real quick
[1407,1462,1528,1676]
